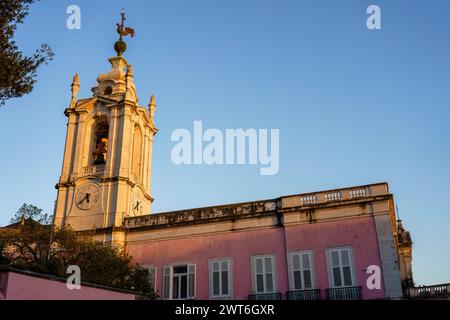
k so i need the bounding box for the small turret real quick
[70,73,79,107]
[124,64,137,102]
[148,95,157,119]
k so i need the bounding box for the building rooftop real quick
[124,182,391,230]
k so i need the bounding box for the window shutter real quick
[255,258,264,293]
[327,247,355,288]
[163,266,172,300]
[302,253,312,289]
[252,255,276,294]
[221,261,230,296]
[188,264,196,299]
[149,267,156,291]
[265,257,274,292]
[290,253,302,290]
[212,262,220,296]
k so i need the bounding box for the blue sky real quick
[0,0,449,285]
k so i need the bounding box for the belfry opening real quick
[93,121,109,166]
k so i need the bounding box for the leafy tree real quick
[129,264,157,300]
[10,203,52,224]
[0,215,52,271]
[1,204,157,299]
[0,0,54,106]
[0,240,10,265]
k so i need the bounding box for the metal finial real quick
[114,10,135,56]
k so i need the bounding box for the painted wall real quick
[285,216,385,299]
[0,270,136,300]
[127,215,386,300]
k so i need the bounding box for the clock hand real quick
[78,193,91,205]
[78,194,87,205]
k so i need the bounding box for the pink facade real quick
[127,215,386,300]
[0,269,136,300]
[285,216,385,300]
[0,184,403,300]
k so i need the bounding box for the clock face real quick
[75,184,100,210]
[132,193,143,216]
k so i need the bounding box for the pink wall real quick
[0,271,136,300]
[128,227,288,299]
[127,216,386,300]
[285,216,385,299]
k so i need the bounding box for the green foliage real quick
[10,203,53,224]
[0,240,10,265]
[0,204,157,299]
[129,264,159,300]
[0,0,54,106]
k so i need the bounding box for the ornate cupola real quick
[91,11,137,102]
[53,11,158,245]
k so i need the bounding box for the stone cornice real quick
[55,176,153,202]
[278,194,393,214]
[123,193,393,231]
[125,198,278,228]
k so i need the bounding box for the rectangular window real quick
[326,247,356,288]
[163,264,196,299]
[209,259,232,299]
[251,255,276,294]
[289,251,315,290]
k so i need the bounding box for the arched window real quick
[92,121,109,165]
[132,125,142,180]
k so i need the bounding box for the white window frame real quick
[326,246,357,288]
[288,250,316,290]
[208,258,233,299]
[163,263,196,300]
[142,265,157,293]
[251,254,277,294]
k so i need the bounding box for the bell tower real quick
[54,12,157,244]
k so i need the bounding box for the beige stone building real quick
[54,53,157,246]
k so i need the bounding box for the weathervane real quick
[114,9,135,56]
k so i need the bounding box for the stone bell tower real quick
[53,12,157,245]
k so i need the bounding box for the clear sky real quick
[0,0,449,285]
